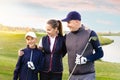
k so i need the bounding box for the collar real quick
[27,45,38,49]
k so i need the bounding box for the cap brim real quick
[25,35,36,38]
[61,18,69,22]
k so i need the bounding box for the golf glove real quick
[27,61,35,70]
[75,54,87,65]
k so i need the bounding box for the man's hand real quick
[27,61,35,70]
[18,50,24,56]
[75,54,87,65]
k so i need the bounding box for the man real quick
[62,11,104,80]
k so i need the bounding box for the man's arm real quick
[86,31,104,61]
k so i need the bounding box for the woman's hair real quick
[47,19,63,36]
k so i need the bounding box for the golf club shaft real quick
[68,64,77,80]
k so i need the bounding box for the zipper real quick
[48,36,57,71]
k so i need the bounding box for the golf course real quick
[0,31,120,80]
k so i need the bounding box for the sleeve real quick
[38,38,43,48]
[62,35,67,57]
[34,51,44,73]
[13,56,22,80]
[86,31,104,61]
[39,52,44,71]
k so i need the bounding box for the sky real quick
[0,0,120,32]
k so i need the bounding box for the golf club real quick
[68,36,97,80]
[26,50,33,80]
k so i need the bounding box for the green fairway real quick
[0,31,120,80]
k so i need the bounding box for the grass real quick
[98,36,114,45]
[0,31,120,80]
[62,57,120,80]
[95,61,120,80]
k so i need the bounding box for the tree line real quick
[0,24,45,32]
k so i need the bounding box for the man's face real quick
[67,20,80,32]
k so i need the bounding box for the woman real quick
[38,19,67,80]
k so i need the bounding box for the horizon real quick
[0,24,120,33]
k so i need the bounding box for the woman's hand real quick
[18,50,24,56]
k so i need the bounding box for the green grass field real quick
[0,31,120,80]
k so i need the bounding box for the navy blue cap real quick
[62,11,81,22]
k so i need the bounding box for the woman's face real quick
[46,24,58,37]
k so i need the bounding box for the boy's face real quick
[26,36,37,48]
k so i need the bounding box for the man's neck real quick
[71,24,83,34]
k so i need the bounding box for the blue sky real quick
[0,0,120,32]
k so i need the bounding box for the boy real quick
[13,31,44,80]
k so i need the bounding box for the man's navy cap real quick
[62,11,81,22]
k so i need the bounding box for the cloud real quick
[96,20,113,26]
[0,0,119,32]
[22,0,120,14]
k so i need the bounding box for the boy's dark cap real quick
[62,11,81,22]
